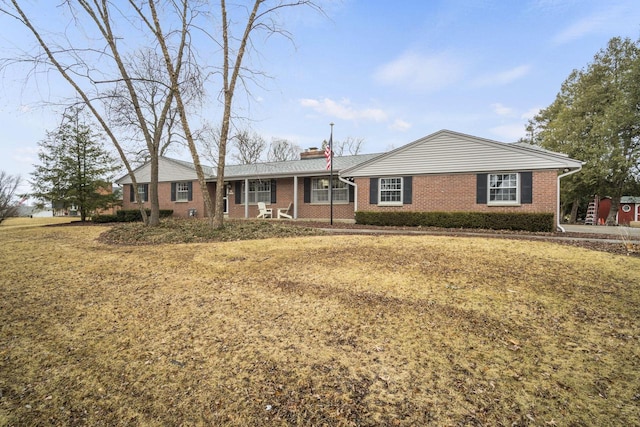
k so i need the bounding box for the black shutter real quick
[130,184,135,202]
[303,178,311,203]
[403,176,413,204]
[235,181,242,205]
[370,178,378,204]
[521,172,532,204]
[143,184,149,202]
[476,174,487,204]
[187,182,193,201]
[171,183,176,201]
[349,184,354,203]
[271,179,277,204]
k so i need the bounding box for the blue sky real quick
[1,0,640,194]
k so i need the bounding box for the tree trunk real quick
[569,198,580,224]
[148,153,160,226]
[606,196,620,225]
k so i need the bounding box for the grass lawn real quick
[0,216,81,229]
[1,222,639,425]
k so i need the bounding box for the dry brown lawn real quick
[1,223,639,426]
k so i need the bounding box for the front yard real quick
[1,222,639,425]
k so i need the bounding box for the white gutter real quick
[556,165,582,232]
[338,176,357,213]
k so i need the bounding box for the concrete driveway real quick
[561,224,640,237]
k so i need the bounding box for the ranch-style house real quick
[116,129,583,230]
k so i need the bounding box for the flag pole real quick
[329,122,334,225]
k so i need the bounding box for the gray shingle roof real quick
[621,196,640,203]
[223,153,382,179]
[168,157,217,177]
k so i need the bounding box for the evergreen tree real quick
[31,107,120,221]
[525,37,640,224]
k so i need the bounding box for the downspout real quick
[557,165,582,232]
[338,176,357,214]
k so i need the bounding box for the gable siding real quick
[118,158,200,184]
[345,132,579,177]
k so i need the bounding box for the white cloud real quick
[373,51,465,92]
[299,98,388,122]
[553,15,603,44]
[552,3,640,45]
[389,119,411,132]
[491,103,513,116]
[474,65,531,87]
[520,107,541,120]
[490,124,528,142]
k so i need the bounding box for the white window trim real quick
[137,184,148,202]
[487,172,520,206]
[378,177,403,206]
[241,180,271,205]
[175,182,189,202]
[311,177,349,204]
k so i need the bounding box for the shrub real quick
[116,209,174,222]
[355,211,555,232]
[92,214,119,223]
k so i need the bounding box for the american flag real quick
[324,139,332,170]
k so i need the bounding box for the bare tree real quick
[0,1,204,226]
[150,0,322,227]
[268,138,300,162]
[0,171,22,223]
[194,121,222,167]
[333,136,365,156]
[209,0,323,228]
[230,130,266,164]
[104,48,204,166]
[2,1,323,229]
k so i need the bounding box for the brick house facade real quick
[117,130,583,229]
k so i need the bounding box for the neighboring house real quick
[587,196,640,225]
[619,197,640,225]
[116,129,583,228]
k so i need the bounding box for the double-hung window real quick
[311,178,348,203]
[136,184,148,202]
[379,177,403,205]
[488,173,518,205]
[175,182,190,202]
[241,180,271,204]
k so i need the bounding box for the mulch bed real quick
[52,219,639,257]
[291,221,640,257]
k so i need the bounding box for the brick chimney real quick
[300,147,325,160]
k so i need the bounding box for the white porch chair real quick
[277,202,293,219]
[256,202,272,219]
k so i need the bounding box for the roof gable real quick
[116,157,211,184]
[342,129,583,177]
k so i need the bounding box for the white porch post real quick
[293,176,298,219]
[244,178,249,218]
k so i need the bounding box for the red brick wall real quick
[355,170,558,221]
[122,181,216,218]
[123,170,559,222]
